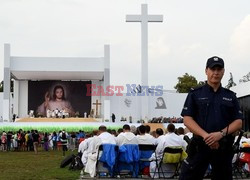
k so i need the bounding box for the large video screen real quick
[28,81,91,117]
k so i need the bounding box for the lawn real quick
[0,149,80,180]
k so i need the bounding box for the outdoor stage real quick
[0,117,185,133]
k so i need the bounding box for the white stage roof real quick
[10,56,105,80]
[11,71,104,81]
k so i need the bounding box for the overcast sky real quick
[1,0,250,90]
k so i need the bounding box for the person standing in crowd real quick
[25,131,29,151]
[43,132,49,151]
[1,132,7,151]
[179,56,243,180]
[60,130,68,156]
[70,132,76,151]
[12,131,18,151]
[27,130,33,151]
[32,130,40,154]
[17,130,22,151]
[77,130,85,143]
[51,131,57,150]
[6,131,12,151]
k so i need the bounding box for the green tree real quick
[174,73,199,93]
[225,72,236,89]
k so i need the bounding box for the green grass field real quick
[0,149,80,180]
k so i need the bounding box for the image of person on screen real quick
[37,85,75,117]
[155,97,166,109]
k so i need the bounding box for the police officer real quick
[179,56,243,180]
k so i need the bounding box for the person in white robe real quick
[155,128,165,145]
[98,126,116,144]
[116,124,138,146]
[78,131,98,167]
[137,125,155,144]
[145,125,157,144]
[85,126,116,177]
[84,135,102,177]
[150,123,187,178]
[177,127,185,139]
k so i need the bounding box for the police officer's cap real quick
[206,56,224,69]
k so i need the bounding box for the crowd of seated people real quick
[77,125,250,178]
[150,116,184,123]
[2,125,249,178]
[78,124,190,178]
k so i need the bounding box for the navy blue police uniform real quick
[179,83,243,180]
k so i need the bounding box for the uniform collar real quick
[204,81,222,92]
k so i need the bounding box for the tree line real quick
[174,72,249,93]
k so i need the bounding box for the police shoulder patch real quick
[190,84,204,92]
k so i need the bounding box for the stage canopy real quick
[3,44,110,121]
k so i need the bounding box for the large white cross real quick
[126,4,163,87]
[126,4,163,120]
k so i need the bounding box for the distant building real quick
[231,81,250,131]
